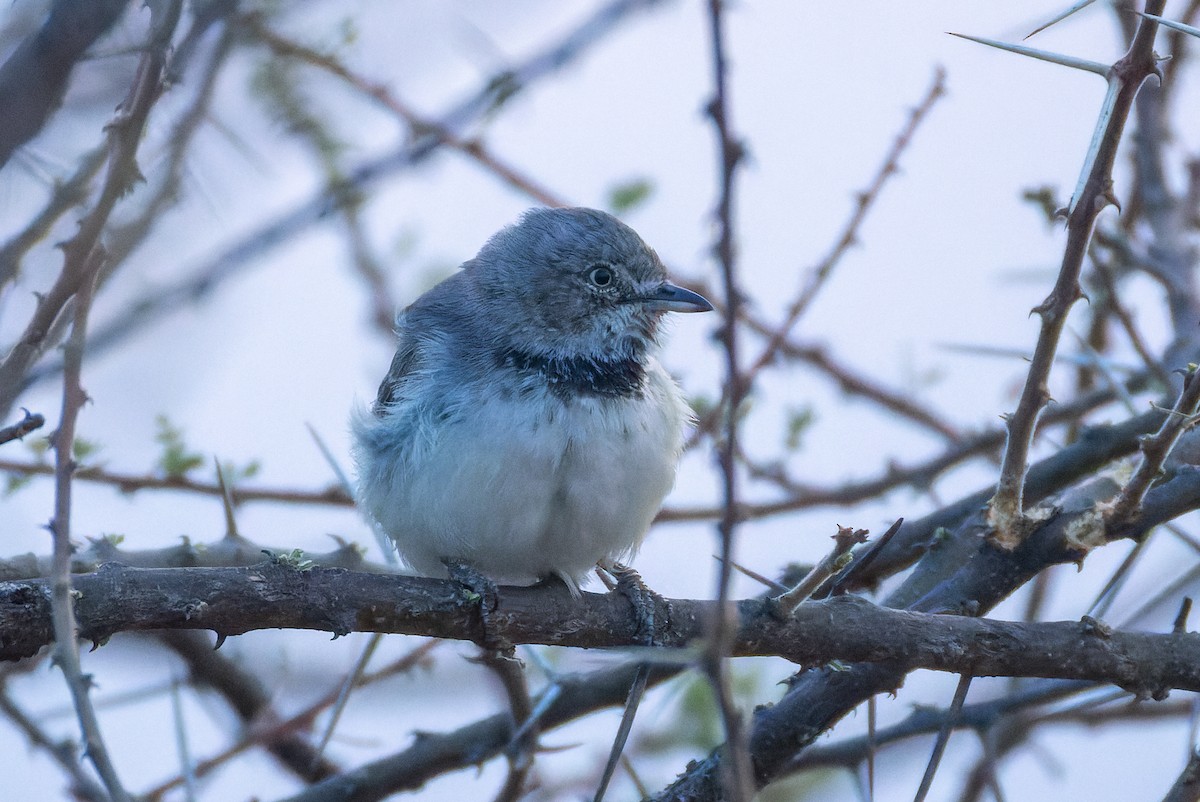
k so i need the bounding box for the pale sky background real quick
[2,2,1198,800]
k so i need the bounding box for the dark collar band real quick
[498,347,645,399]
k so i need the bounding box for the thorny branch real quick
[6,564,1200,692]
[49,248,127,801]
[242,14,567,209]
[1106,365,1200,526]
[0,457,355,508]
[35,3,186,800]
[703,2,753,800]
[989,3,1167,548]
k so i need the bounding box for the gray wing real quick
[371,269,473,414]
[373,335,419,412]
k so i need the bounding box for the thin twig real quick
[340,202,398,338]
[773,526,868,616]
[143,638,437,800]
[242,14,567,208]
[825,518,903,598]
[703,2,753,800]
[97,15,237,287]
[1107,365,1200,526]
[773,338,960,441]
[0,458,354,507]
[661,377,1144,525]
[1086,532,1152,619]
[1116,561,1200,630]
[748,66,946,378]
[311,633,383,771]
[168,676,198,802]
[0,145,107,292]
[913,674,972,802]
[1090,249,1174,387]
[866,696,877,801]
[786,680,1094,775]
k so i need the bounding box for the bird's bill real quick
[640,281,714,313]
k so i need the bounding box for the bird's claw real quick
[442,558,507,651]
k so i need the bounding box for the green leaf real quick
[268,548,315,571]
[1021,184,1062,225]
[607,178,654,214]
[72,437,102,462]
[4,474,32,496]
[154,415,205,479]
[251,57,346,171]
[784,405,815,451]
[219,458,263,484]
[26,438,50,460]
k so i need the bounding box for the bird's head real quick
[467,207,712,361]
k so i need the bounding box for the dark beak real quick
[641,281,714,313]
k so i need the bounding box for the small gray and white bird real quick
[352,207,712,595]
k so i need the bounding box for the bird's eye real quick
[588,265,614,288]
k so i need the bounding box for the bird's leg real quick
[441,557,506,651]
[591,561,661,802]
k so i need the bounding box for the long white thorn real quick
[947,32,1109,76]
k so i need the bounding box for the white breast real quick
[354,359,689,594]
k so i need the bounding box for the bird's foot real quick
[599,561,662,646]
[442,558,506,651]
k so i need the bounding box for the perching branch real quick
[6,565,1200,696]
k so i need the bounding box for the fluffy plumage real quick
[352,207,711,595]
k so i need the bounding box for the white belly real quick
[354,365,688,593]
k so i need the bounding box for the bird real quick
[352,207,712,596]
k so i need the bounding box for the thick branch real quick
[2,564,1200,698]
[652,447,1200,799]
